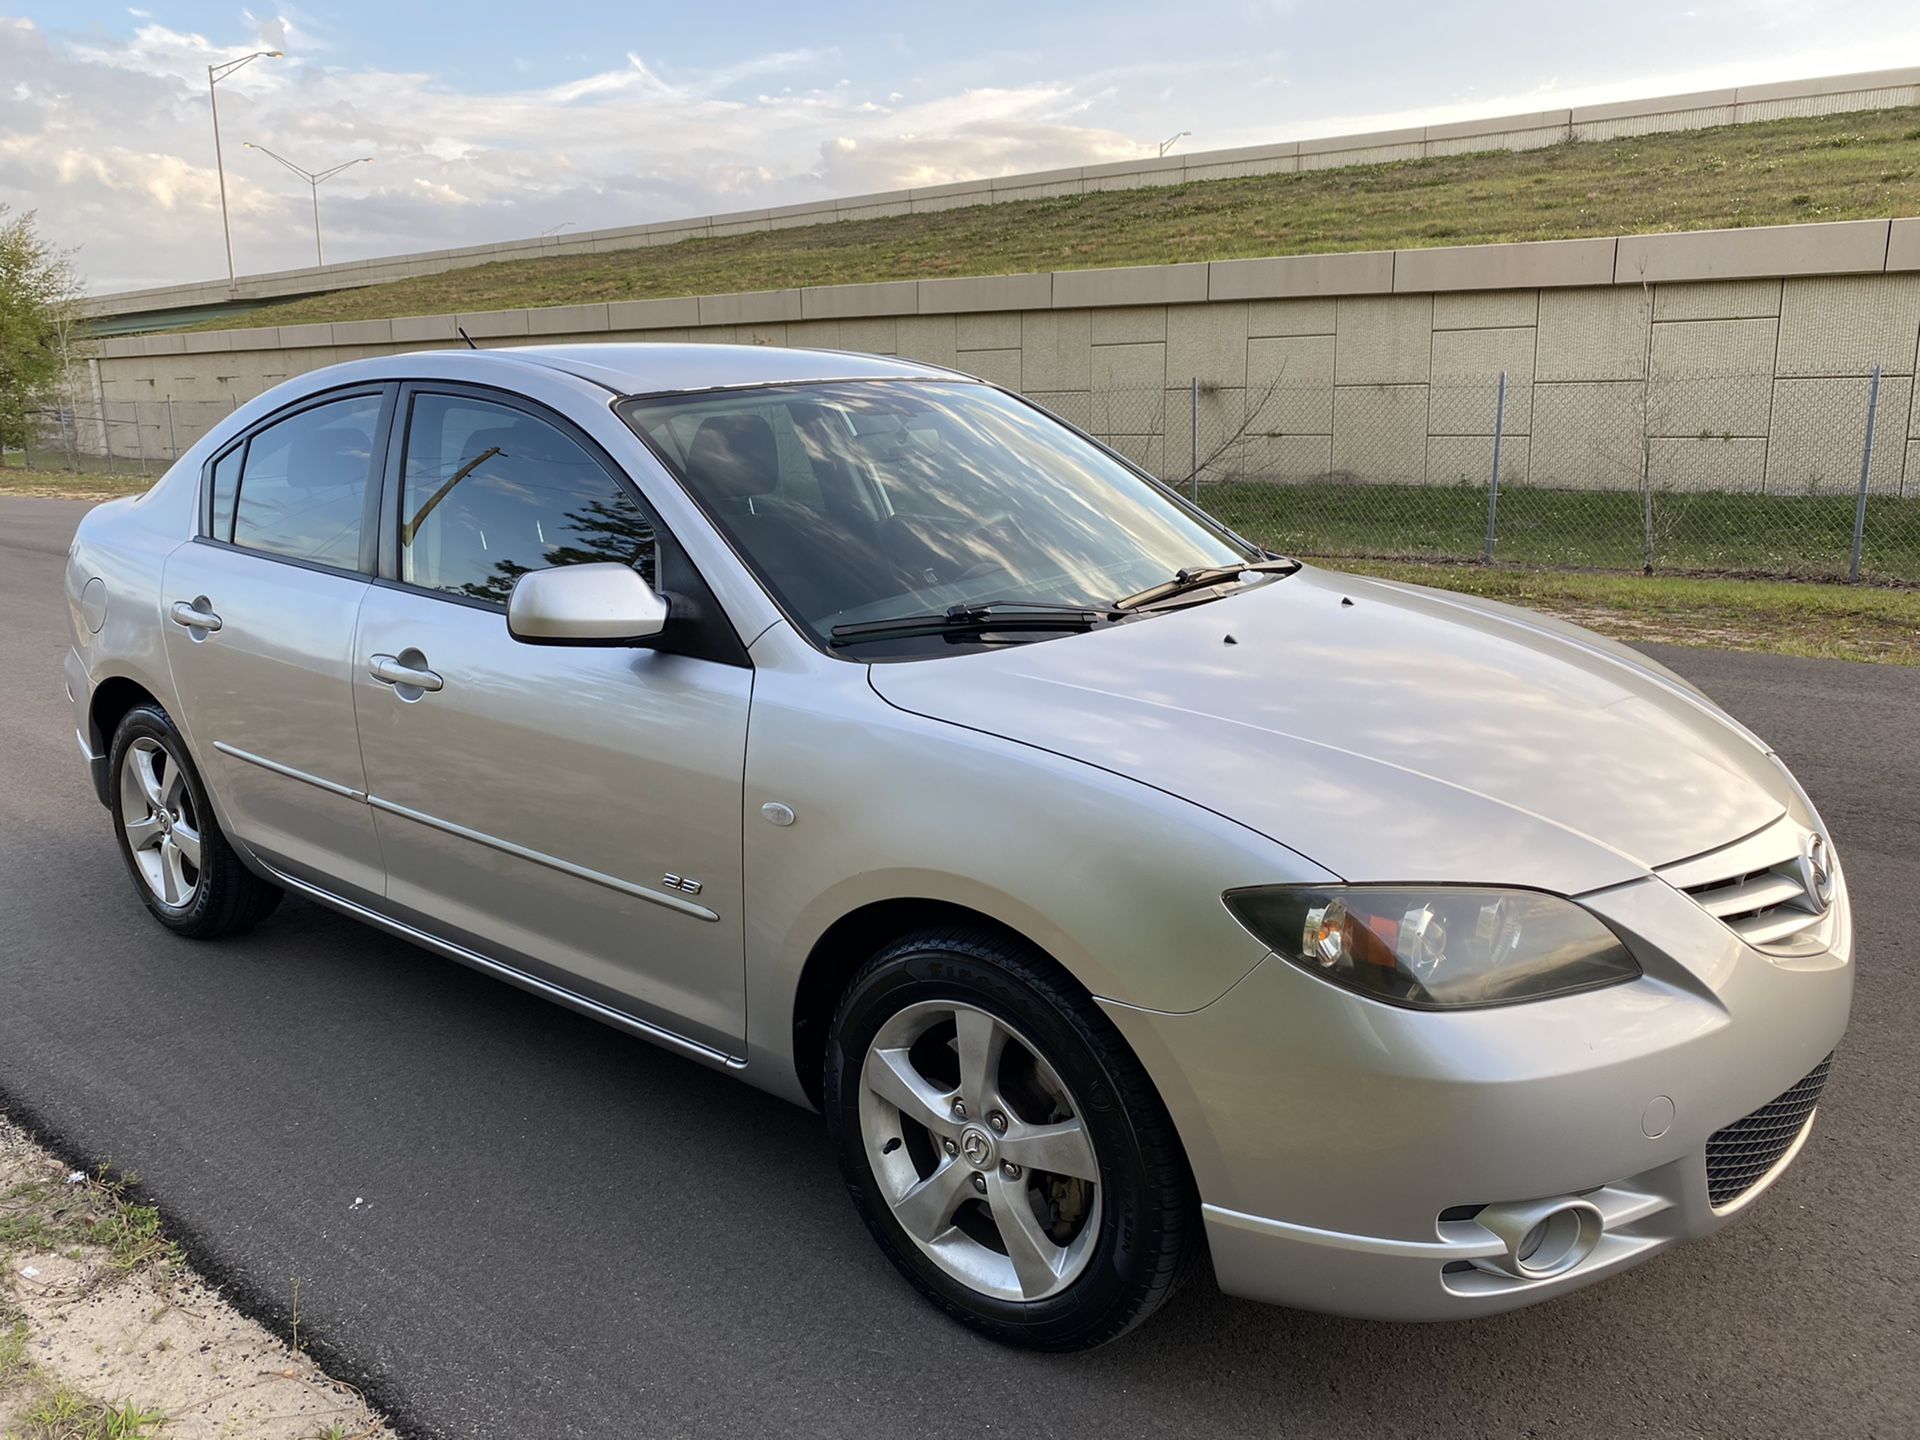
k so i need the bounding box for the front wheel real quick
[824,926,1195,1349]
[108,704,281,938]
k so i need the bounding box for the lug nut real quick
[942,1138,958,1157]
[1000,1161,1021,1180]
[952,1100,968,1120]
[988,1111,1008,1133]
[970,1173,988,1194]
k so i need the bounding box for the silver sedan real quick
[63,344,1851,1348]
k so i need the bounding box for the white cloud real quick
[0,16,1144,292]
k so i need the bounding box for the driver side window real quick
[398,393,656,605]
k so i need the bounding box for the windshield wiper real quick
[1112,556,1300,611]
[829,601,1119,647]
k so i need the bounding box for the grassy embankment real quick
[192,107,1920,330]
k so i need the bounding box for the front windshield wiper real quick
[829,601,1120,648]
[1112,556,1300,611]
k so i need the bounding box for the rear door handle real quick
[368,653,444,692]
[169,600,222,632]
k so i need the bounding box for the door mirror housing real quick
[507,563,669,646]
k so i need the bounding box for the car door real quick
[160,386,392,899]
[351,383,752,1056]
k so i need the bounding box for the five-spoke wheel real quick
[827,926,1194,1349]
[107,703,280,937]
[119,734,203,910]
[860,999,1102,1302]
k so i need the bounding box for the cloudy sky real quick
[4,1,1917,295]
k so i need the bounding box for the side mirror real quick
[507,563,668,646]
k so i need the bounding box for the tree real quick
[0,207,83,465]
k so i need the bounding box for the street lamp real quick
[1158,130,1192,157]
[208,50,283,287]
[243,143,373,267]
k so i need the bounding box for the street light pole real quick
[1158,130,1192,157]
[207,50,283,289]
[243,144,373,267]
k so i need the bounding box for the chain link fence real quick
[8,372,1916,582]
[2,397,240,480]
[1092,367,1918,582]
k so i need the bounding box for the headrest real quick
[685,414,778,502]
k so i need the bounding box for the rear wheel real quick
[108,704,280,938]
[825,925,1194,1349]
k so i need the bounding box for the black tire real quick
[107,703,281,939]
[824,924,1195,1350]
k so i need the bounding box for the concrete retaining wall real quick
[91,220,1920,496]
[83,66,1920,327]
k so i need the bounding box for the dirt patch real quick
[0,1114,391,1439]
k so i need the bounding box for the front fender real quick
[737,634,1332,1104]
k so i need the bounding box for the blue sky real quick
[5,2,1917,292]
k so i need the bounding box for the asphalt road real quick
[2,495,1916,1439]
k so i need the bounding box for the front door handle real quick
[368,653,444,692]
[169,600,223,632]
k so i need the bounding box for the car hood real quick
[866,566,1789,895]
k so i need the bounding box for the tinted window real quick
[399,393,656,605]
[207,443,242,541]
[230,395,382,568]
[621,381,1250,653]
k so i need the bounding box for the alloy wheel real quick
[118,735,202,910]
[858,999,1103,1302]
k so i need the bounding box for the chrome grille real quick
[1705,1053,1833,1208]
[1658,816,1830,952]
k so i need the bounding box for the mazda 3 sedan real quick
[63,344,1851,1349]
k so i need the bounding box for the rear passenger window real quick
[399,393,656,606]
[229,395,382,568]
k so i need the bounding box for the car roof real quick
[489,342,968,395]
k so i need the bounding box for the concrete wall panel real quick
[1246,335,1336,433]
[1167,303,1250,387]
[1090,306,1168,345]
[1531,381,1647,489]
[1766,376,1912,493]
[1333,385,1428,482]
[954,312,1022,351]
[1652,279,1783,321]
[1650,437,1770,492]
[956,347,1021,390]
[1433,290,1539,330]
[1334,296,1434,385]
[1021,311,1093,391]
[1536,287,1651,381]
[894,315,960,370]
[1775,274,1920,377]
[1248,298,1338,337]
[1430,328,1537,434]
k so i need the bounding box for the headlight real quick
[1222,886,1640,1010]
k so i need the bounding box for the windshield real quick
[619,380,1255,657]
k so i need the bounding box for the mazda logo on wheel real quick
[959,1127,994,1168]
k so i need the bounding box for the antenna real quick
[457,326,478,350]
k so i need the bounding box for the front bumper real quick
[1100,871,1852,1321]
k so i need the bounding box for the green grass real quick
[0,1173,179,1276]
[198,106,1920,331]
[1315,560,1920,665]
[1200,481,1920,581]
[17,1389,167,1440]
[0,465,152,500]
